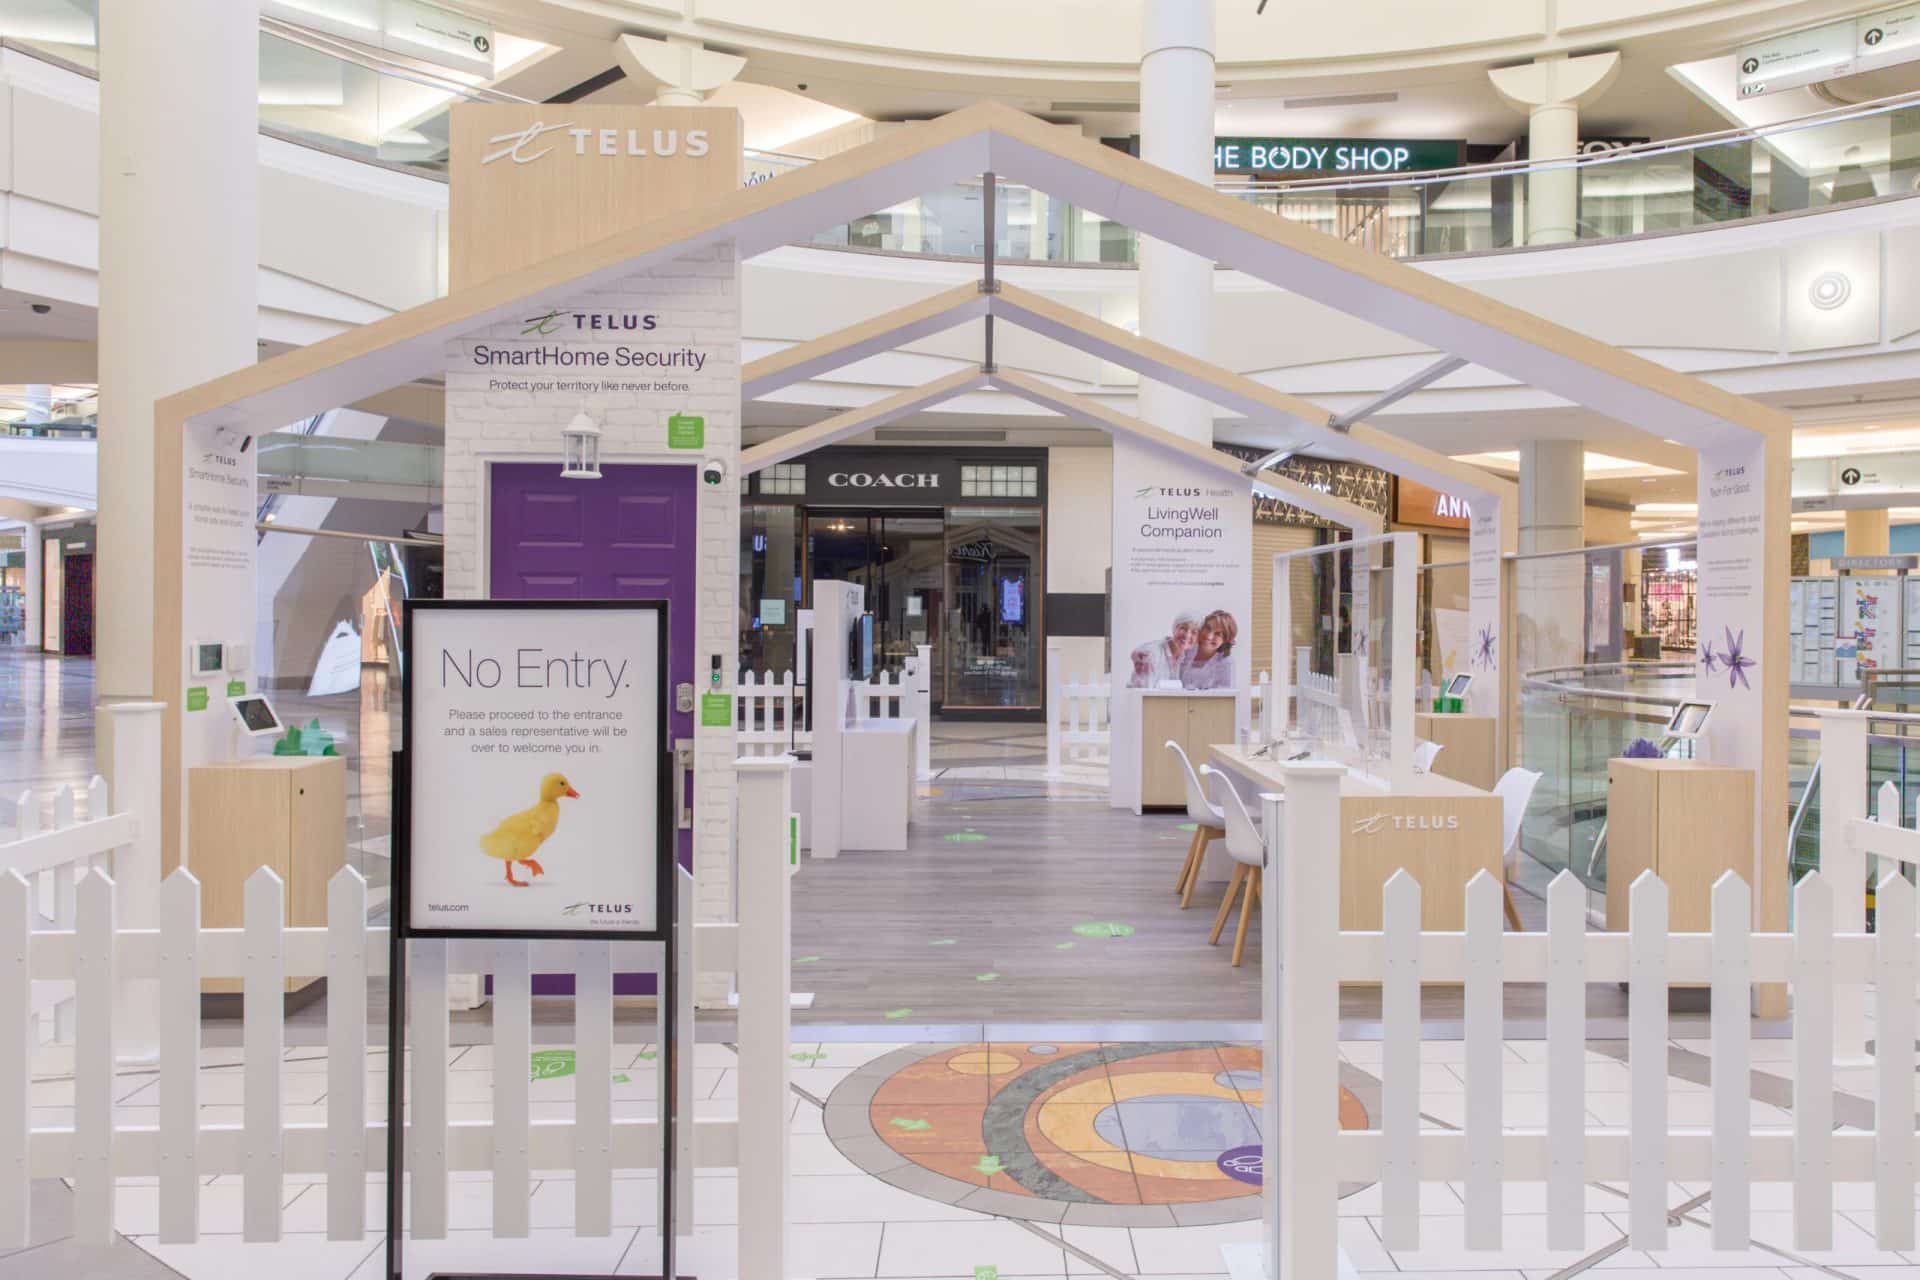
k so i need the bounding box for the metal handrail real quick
[1518,661,1696,708]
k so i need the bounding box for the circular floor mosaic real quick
[824,1042,1375,1226]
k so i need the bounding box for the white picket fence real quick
[738,646,932,778]
[1259,759,1918,1280]
[0,702,162,1049]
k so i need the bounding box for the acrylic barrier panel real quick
[259,527,443,916]
[1276,537,1411,778]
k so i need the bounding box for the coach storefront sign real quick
[801,452,963,505]
[448,103,742,289]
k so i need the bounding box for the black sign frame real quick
[387,598,679,1280]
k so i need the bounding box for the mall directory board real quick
[400,600,671,940]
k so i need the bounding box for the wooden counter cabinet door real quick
[1604,758,1754,935]
[1141,696,1238,808]
[187,756,348,994]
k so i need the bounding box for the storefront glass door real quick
[945,507,1042,711]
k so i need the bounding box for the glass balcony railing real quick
[6,22,1917,255]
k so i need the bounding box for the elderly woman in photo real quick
[1126,610,1203,688]
[1182,610,1238,691]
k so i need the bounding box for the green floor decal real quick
[889,1117,932,1132]
[942,832,988,843]
[1054,941,1076,950]
[1071,921,1136,939]
[974,1267,999,1280]
[975,972,1000,982]
[973,1154,1004,1176]
[792,1050,827,1063]
[795,954,821,963]
[928,938,957,946]
[530,1050,575,1080]
[884,1008,913,1020]
[1177,822,1198,831]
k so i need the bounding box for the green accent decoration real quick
[888,1117,932,1132]
[975,973,1000,982]
[790,815,799,867]
[611,1074,630,1084]
[973,1155,1004,1176]
[1054,942,1076,950]
[943,832,988,843]
[1072,921,1136,939]
[883,1008,913,1020]
[530,1049,576,1080]
[272,718,338,758]
[975,1268,1000,1280]
[634,1049,658,1061]
[1177,822,1198,832]
[226,679,246,698]
[929,938,956,947]
[795,955,820,964]
[185,686,209,713]
[667,412,706,449]
[791,1050,827,1063]
[700,692,732,727]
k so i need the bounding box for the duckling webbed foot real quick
[522,858,545,878]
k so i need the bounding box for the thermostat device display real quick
[192,641,225,676]
[1665,700,1714,739]
[228,695,283,738]
[1444,673,1473,699]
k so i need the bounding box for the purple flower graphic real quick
[1473,625,1496,671]
[1698,642,1718,674]
[1721,626,1754,691]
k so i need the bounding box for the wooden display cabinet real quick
[1605,758,1754,935]
[187,755,347,998]
[1140,692,1238,808]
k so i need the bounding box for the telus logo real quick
[520,309,660,335]
[1350,812,1462,835]
[483,120,711,165]
[828,472,942,490]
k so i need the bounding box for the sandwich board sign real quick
[393,599,677,1279]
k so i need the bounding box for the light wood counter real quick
[1140,691,1238,809]
[187,755,346,996]
[1413,712,1499,790]
[1605,758,1754,936]
[1208,744,1502,930]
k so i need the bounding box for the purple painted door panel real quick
[490,462,695,996]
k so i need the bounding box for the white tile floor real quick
[20,1035,1920,1279]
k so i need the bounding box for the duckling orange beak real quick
[564,785,581,799]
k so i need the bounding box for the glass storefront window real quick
[740,504,802,676]
[945,506,1042,710]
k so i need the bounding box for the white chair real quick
[1411,740,1443,774]
[1166,740,1225,908]
[1200,765,1269,967]
[1493,766,1543,930]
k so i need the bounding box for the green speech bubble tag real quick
[700,692,732,727]
[186,686,210,712]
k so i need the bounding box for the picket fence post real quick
[159,867,201,1243]
[1046,641,1063,777]
[73,868,115,1245]
[913,644,932,780]
[0,870,27,1251]
[1273,761,1344,1280]
[1818,711,1869,1061]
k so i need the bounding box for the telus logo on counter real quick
[483,120,711,166]
[1350,812,1461,836]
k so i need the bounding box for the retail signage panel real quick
[403,602,668,939]
[1210,137,1464,176]
[801,452,963,505]
[1394,478,1474,530]
[1834,555,1920,571]
[1858,3,1920,71]
[264,0,495,76]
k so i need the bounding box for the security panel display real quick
[847,614,874,680]
[227,695,283,738]
[1444,673,1473,700]
[1665,700,1714,740]
[192,641,226,676]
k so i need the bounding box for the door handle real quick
[673,739,694,831]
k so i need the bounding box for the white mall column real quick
[1488,52,1621,245]
[95,0,258,704]
[1137,0,1215,443]
[1518,439,1587,672]
[21,521,41,653]
[612,34,746,106]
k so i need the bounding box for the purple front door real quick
[491,462,696,994]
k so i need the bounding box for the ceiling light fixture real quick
[1808,270,1852,311]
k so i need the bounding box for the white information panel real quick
[404,601,667,938]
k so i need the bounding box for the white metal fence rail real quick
[1261,759,1916,1280]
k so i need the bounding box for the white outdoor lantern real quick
[560,410,603,479]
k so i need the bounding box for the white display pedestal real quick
[841,716,915,852]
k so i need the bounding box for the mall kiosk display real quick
[809,580,916,857]
[392,600,678,1280]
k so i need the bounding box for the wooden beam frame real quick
[738,369,987,475]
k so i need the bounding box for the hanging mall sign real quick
[1735,3,1920,97]
[1395,478,1474,530]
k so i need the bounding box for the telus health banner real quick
[406,604,664,936]
[1108,439,1253,810]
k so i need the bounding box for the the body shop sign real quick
[403,602,668,938]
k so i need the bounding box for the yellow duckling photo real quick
[479,772,580,887]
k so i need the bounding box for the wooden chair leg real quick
[1231,867,1260,967]
[1209,863,1246,945]
[1174,827,1204,897]
[1181,827,1220,910]
[1503,884,1522,931]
